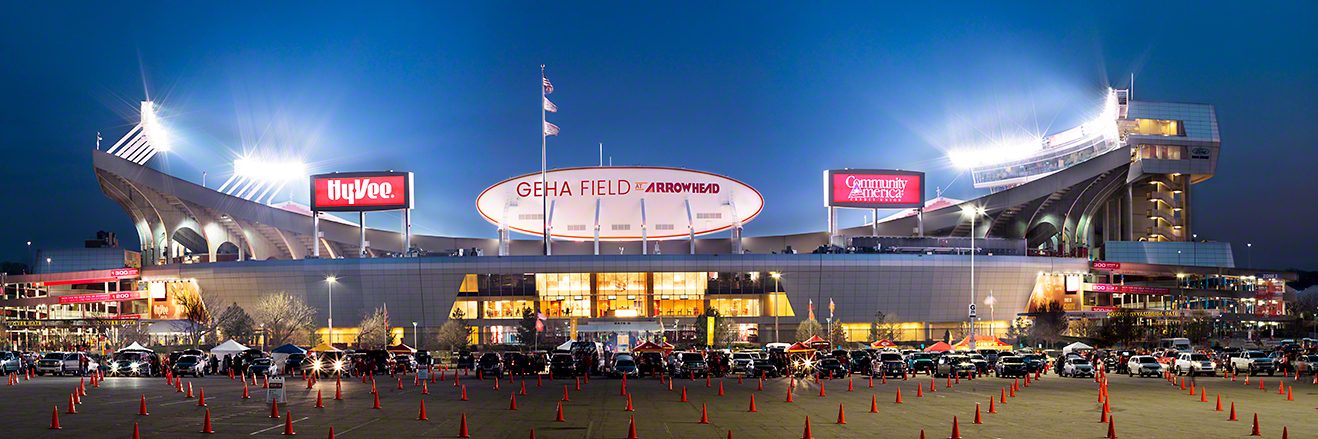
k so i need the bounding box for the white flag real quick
[544,121,560,136]
[543,77,554,95]
[543,97,557,113]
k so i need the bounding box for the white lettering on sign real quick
[327,178,396,205]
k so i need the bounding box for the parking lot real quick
[0,368,1313,438]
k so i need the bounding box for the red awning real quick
[923,342,952,352]
[870,339,897,348]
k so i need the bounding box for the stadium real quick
[1,89,1297,350]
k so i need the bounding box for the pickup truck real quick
[1173,352,1216,376]
[1229,351,1276,376]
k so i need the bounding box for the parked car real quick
[248,358,276,376]
[935,355,975,378]
[814,358,849,378]
[283,353,311,376]
[478,353,505,378]
[1126,355,1164,377]
[966,353,990,374]
[454,351,476,370]
[1292,354,1318,375]
[730,352,756,374]
[0,351,22,374]
[976,349,1001,366]
[1174,352,1217,376]
[848,350,873,374]
[907,352,936,374]
[35,352,68,376]
[110,350,160,377]
[636,352,665,377]
[549,353,577,377]
[172,355,206,377]
[528,351,550,375]
[503,352,537,376]
[1061,358,1095,378]
[1229,351,1276,376]
[315,351,354,377]
[747,358,780,378]
[609,354,639,378]
[993,355,1029,378]
[872,352,908,377]
[674,352,708,378]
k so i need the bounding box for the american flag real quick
[543,97,557,113]
[544,121,560,137]
[543,77,554,95]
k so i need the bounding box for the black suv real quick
[477,353,505,378]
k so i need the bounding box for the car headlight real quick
[334,361,343,371]
[313,361,323,371]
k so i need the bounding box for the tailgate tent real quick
[870,340,897,348]
[269,343,306,375]
[387,344,415,354]
[952,335,1013,350]
[307,343,340,353]
[211,340,250,356]
[923,342,953,352]
[1062,342,1094,355]
[555,339,576,352]
[116,342,152,353]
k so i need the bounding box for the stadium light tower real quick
[962,205,987,351]
[217,158,307,204]
[106,101,170,165]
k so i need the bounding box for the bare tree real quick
[118,321,152,346]
[827,319,848,347]
[436,308,472,351]
[795,318,824,341]
[252,292,317,347]
[356,307,389,349]
[1028,300,1068,349]
[869,311,899,343]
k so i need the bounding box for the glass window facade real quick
[483,300,534,319]
[711,298,760,317]
[596,273,647,317]
[450,300,478,319]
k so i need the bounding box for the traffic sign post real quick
[968,304,977,318]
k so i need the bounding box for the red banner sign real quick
[58,291,145,304]
[1090,261,1121,270]
[311,172,413,212]
[1086,283,1170,295]
[825,169,924,209]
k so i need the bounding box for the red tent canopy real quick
[632,341,672,352]
[951,335,1013,350]
[923,341,952,352]
[785,342,814,353]
[870,340,897,348]
[802,335,827,344]
[387,344,415,354]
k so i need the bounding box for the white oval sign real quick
[477,167,763,241]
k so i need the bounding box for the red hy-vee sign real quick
[311,171,414,212]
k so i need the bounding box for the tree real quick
[216,303,256,345]
[118,320,151,346]
[0,261,30,275]
[1070,319,1101,339]
[695,308,734,348]
[869,311,898,343]
[828,319,848,347]
[796,318,824,341]
[515,307,537,347]
[173,287,212,348]
[1028,300,1068,349]
[356,307,389,349]
[252,292,317,347]
[436,308,472,351]
[1099,312,1139,347]
[1005,317,1030,345]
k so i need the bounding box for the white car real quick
[731,352,755,373]
[35,352,69,375]
[1174,352,1216,376]
[1061,358,1095,378]
[1126,355,1164,377]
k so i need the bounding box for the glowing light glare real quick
[948,138,1044,169]
[142,101,169,152]
[234,158,307,181]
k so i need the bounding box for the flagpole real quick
[541,65,548,256]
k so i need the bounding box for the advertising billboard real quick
[823,169,924,209]
[476,166,763,241]
[310,171,414,212]
[58,290,146,305]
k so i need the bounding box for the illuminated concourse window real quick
[653,272,706,317]
[1125,119,1185,137]
[535,273,591,318]
[711,298,760,317]
[597,273,647,318]
[450,300,478,319]
[1138,144,1185,160]
[483,300,535,319]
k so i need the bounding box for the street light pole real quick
[326,276,336,346]
[412,322,418,348]
[963,206,985,351]
[771,272,781,344]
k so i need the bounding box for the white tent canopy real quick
[211,340,250,355]
[1062,342,1094,354]
[555,339,576,352]
[116,342,151,352]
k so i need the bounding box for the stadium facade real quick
[0,89,1299,350]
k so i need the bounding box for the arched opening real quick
[216,242,241,262]
[1025,222,1059,250]
[171,227,209,263]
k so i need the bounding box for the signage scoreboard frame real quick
[823,169,925,209]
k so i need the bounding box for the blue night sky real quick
[2,2,1315,269]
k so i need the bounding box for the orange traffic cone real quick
[48,405,62,429]
[555,401,565,422]
[699,403,709,424]
[1106,416,1117,439]
[1260,379,1265,390]
[626,393,634,411]
[132,422,140,439]
[918,384,924,397]
[536,374,540,387]
[848,378,854,391]
[719,381,724,396]
[869,375,874,388]
[73,387,81,404]
[627,415,639,439]
[424,381,430,395]
[282,410,295,435]
[563,384,570,402]
[707,375,712,388]
[176,379,183,393]
[932,378,937,392]
[510,392,518,410]
[1216,394,1223,411]
[974,403,983,424]
[243,381,251,399]
[1189,380,1195,395]
[870,394,878,413]
[328,427,335,439]
[1100,402,1108,423]
[802,416,813,439]
[950,415,961,439]
[1283,427,1289,439]
[681,386,687,402]
[314,390,324,408]
[519,381,525,396]
[759,378,764,391]
[461,385,468,401]
[1001,387,1007,403]
[494,379,500,391]
[457,413,470,438]
[197,387,207,406]
[1279,381,1285,395]
[1201,388,1207,402]
[989,398,996,413]
[1250,413,1260,436]
[418,400,428,421]
[819,384,826,397]
[1229,402,1238,421]
[1287,386,1293,401]
[334,381,341,400]
[270,398,281,418]
[454,373,460,387]
[201,408,214,433]
[576,377,580,390]
[834,403,846,424]
[895,387,903,403]
[786,386,794,402]
[66,393,77,414]
[372,391,381,409]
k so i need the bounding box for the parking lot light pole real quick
[412,322,418,348]
[325,276,337,345]
[963,206,986,351]
[771,272,781,343]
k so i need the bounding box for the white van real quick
[1160,338,1192,351]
